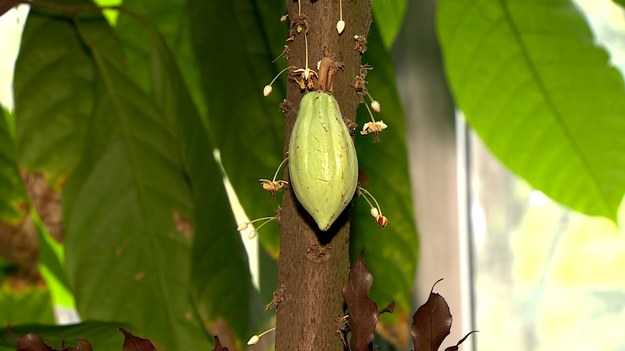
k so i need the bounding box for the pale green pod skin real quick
[288,91,359,231]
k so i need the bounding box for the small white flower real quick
[371,100,381,113]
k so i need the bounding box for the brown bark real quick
[275,1,371,350]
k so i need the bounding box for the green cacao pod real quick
[288,91,358,231]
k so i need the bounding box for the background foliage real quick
[1,0,625,350]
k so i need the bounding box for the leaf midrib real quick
[498,0,612,215]
[75,19,181,349]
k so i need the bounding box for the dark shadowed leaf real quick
[129,18,263,342]
[443,331,477,351]
[411,280,452,351]
[188,0,288,259]
[119,329,155,351]
[211,336,229,351]
[342,252,379,351]
[437,0,625,221]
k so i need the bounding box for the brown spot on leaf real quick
[133,271,145,282]
[172,209,192,240]
[21,171,63,242]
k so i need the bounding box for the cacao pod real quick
[288,91,358,231]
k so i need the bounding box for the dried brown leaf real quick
[211,336,229,351]
[119,328,156,351]
[443,331,478,351]
[341,251,378,351]
[411,279,452,351]
[9,331,54,351]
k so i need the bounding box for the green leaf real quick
[352,25,419,342]
[613,0,625,9]
[139,22,263,341]
[32,211,75,309]
[372,0,408,48]
[14,9,122,183]
[0,284,54,326]
[437,0,625,220]
[0,322,127,351]
[113,0,207,118]
[188,0,287,259]
[57,15,208,351]
[0,108,27,223]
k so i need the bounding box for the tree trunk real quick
[275,1,371,350]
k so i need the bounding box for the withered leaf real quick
[211,335,229,351]
[443,331,478,351]
[411,279,452,351]
[119,328,156,351]
[10,331,54,351]
[379,300,395,315]
[341,251,378,351]
[0,0,21,17]
[63,339,93,351]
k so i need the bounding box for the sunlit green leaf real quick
[0,284,54,326]
[351,25,419,343]
[188,0,288,259]
[32,211,75,309]
[372,0,408,48]
[437,0,625,220]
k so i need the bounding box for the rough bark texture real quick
[275,1,371,351]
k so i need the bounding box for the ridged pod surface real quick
[288,91,358,231]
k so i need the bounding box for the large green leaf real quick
[138,21,263,341]
[437,0,625,220]
[0,322,127,351]
[13,9,121,183]
[372,0,408,48]
[0,108,26,222]
[113,0,206,118]
[53,14,208,351]
[351,24,419,342]
[188,0,287,258]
